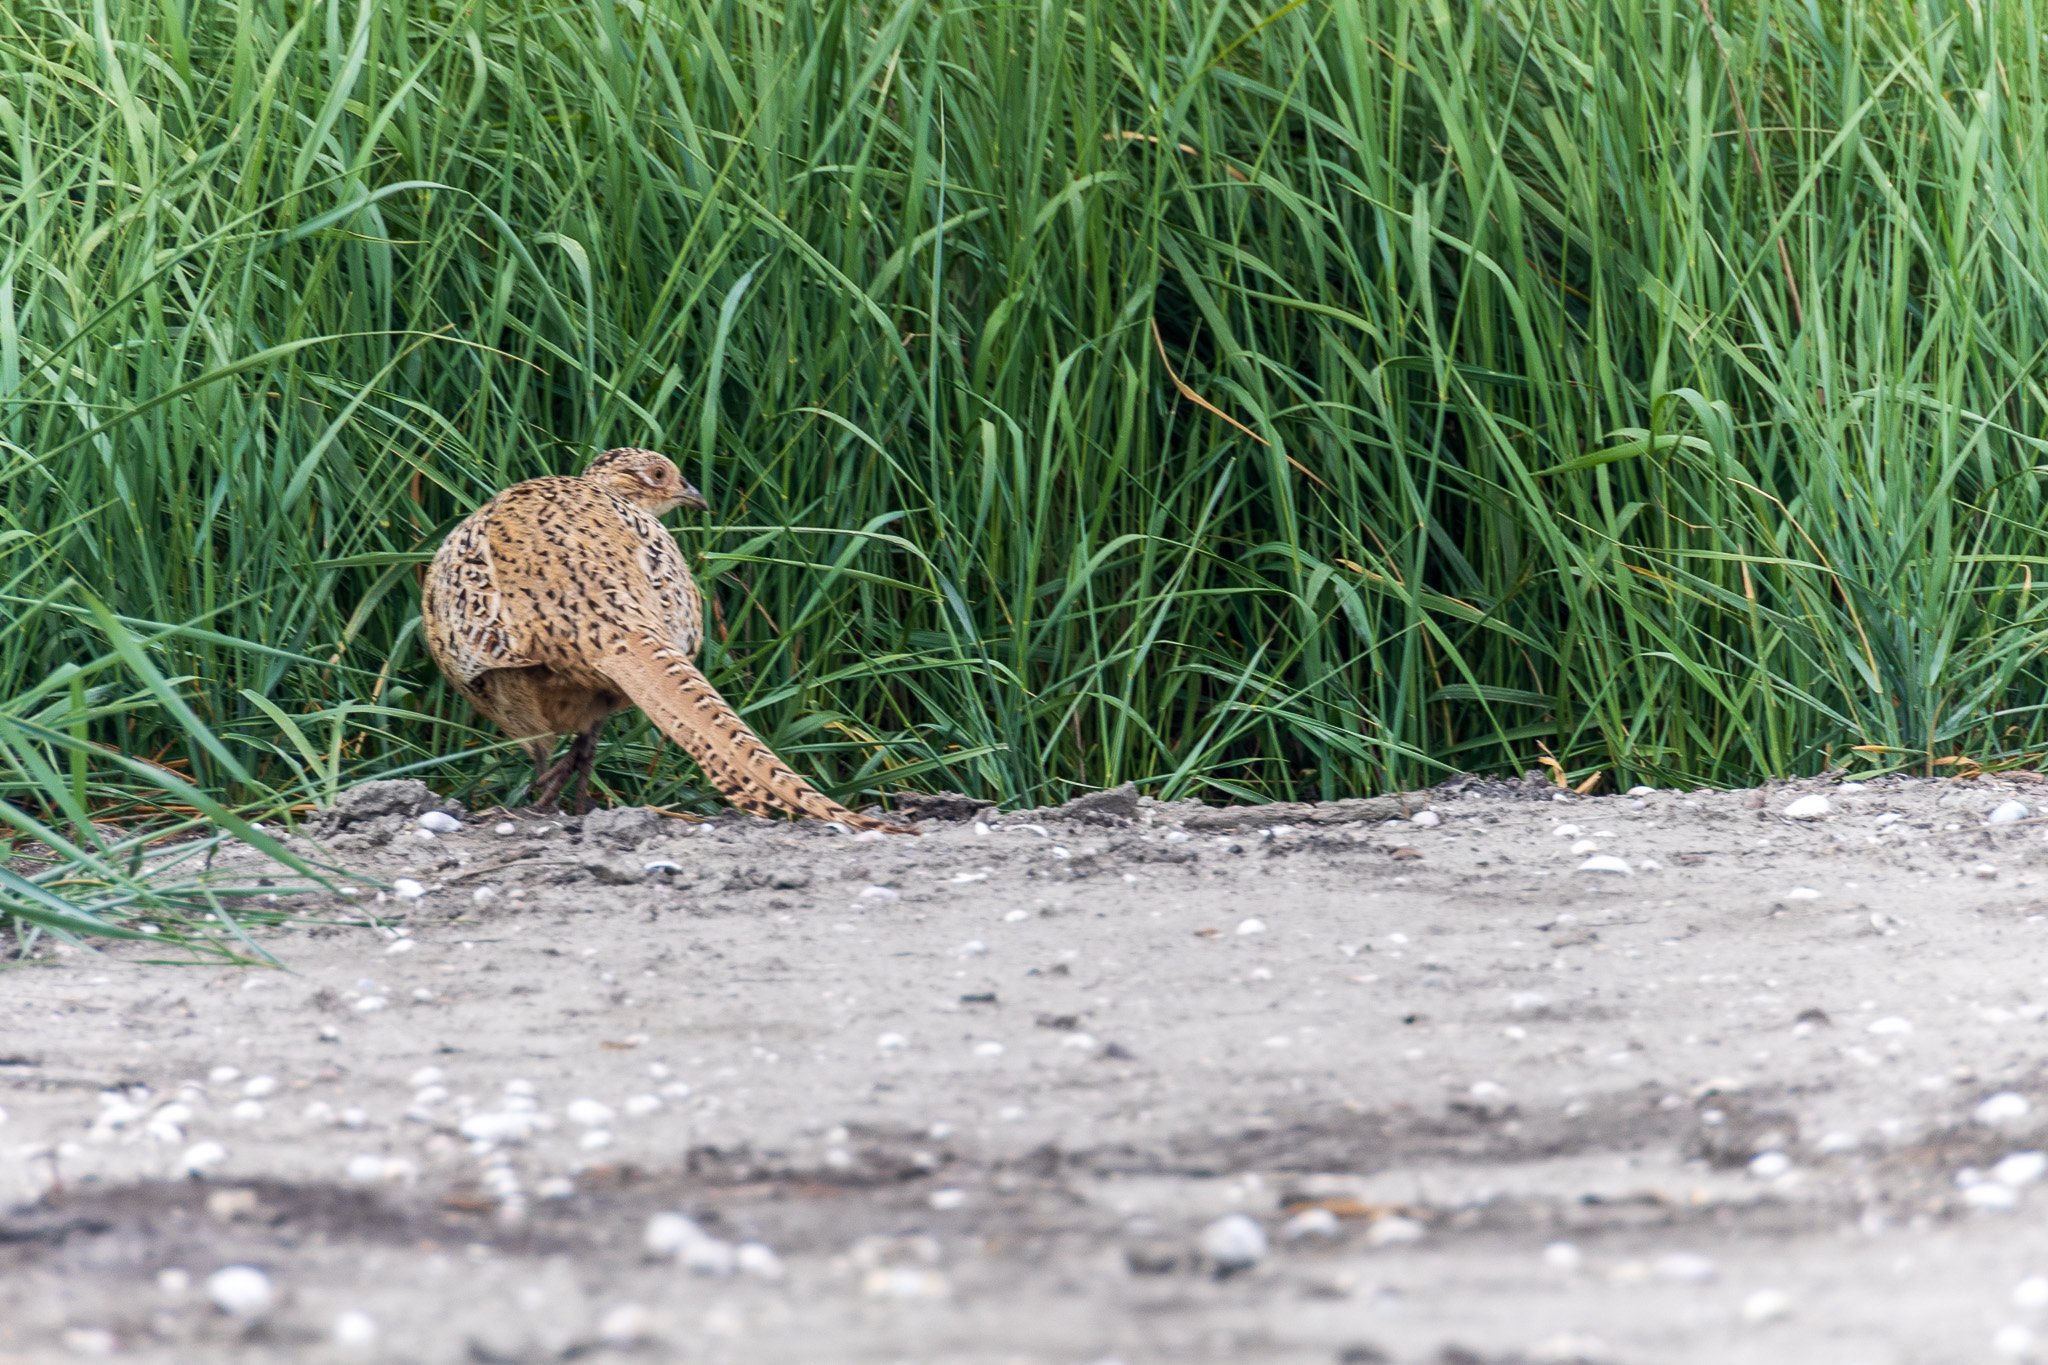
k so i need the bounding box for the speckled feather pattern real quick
[422,449,904,830]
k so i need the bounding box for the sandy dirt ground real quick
[9,773,2048,1364]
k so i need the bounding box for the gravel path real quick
[8,775,2048,1363]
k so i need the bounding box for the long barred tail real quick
[604,635,914,834]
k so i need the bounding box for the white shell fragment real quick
[565,1098,615,1128]
[735,1242,785,1281]
[417,811,461,834]
[390,879,426,900]
[332,1310,378,1349]
[597,1304,653,1347]
[1747,1151,1792,1180]
[205,1265,275,1318]
[1742,1289,1792,1325]
[1966,1182,2020,1211]
[1577,855,1632,875]
[1199,1213,1268,1271]
[1989,801,2030,825]
[1977,1093,2034,1127]
[1281,1207,1340,1241]
[1994,1151,2048,1187]
[178,1141,227,1178]
[1782,794,1830,820]
[1366,1215,1425,1245]
[644,1211,734,1273]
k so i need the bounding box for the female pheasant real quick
[421,447,909,830]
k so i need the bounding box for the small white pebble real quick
[565,1098,615,1127]
[643,1212,706,1258]
[1997,1324,2039,1358]
[493,822,517,836]
[352,996,388,1014]
[418,811,461,834]
[597,1304,653,1347]
[928,1187,968,1210]
[208,1065,241,1086]
[1782,794,1830,820]
[1741,1289,1792,1325]
[681,1234,736,1276]
[958,940,988,957]
[1002,909,1029,923]
[973,1041,1005,1057]
[206,1265,274,1318]
[859,885,901,902]
[1408,810,1441,828]
[1577,855,1632,875]
[240,1076,277,1099]
[1748,1151,1792,1180]
[1280,1207,1341,1241]
[157,1268,190,1296]
[390,879,426,900]
[1990,801,2031,826]
[623,1094,662,1118]
[408,1067,443,1088]
[736,1242,784,1281]
[178,1141,227,1177]
[1627,785,1655,797]
[1366,1215,1425,1246]
[2014,1276,2048,1309]
[345,1154,385,1183]
[1968,1182,2021,1211]
[863,1267,950,1300]
[1569,838,1599,855]
[385,938,416,955]
[332,1310,379,1350]
[1784,887,1821,901]
[1866,1016,1912,1036]
[1978,1093,2034,1127]
[1543,1241,1583,1272]
[1997,1152,2048,1187]
[1653,1251,1718,1283]
[1199,1213,1268,1270]
[230,1100,265,1123]
[1235,918,1267,936]
[877,1032,908,1052]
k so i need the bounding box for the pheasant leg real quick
[560,723,604,815]
[525,744,580,812]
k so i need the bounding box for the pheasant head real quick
[583,447,708,515]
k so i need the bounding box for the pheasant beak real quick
[678,482,710,512]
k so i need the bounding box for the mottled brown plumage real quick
[422,448,910,831]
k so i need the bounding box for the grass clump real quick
[5,0,2048,946]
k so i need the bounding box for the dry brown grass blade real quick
[1107,130,1251,181]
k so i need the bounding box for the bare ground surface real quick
[10,774,2048,1364]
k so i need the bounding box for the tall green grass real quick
[6,0,2048,906]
